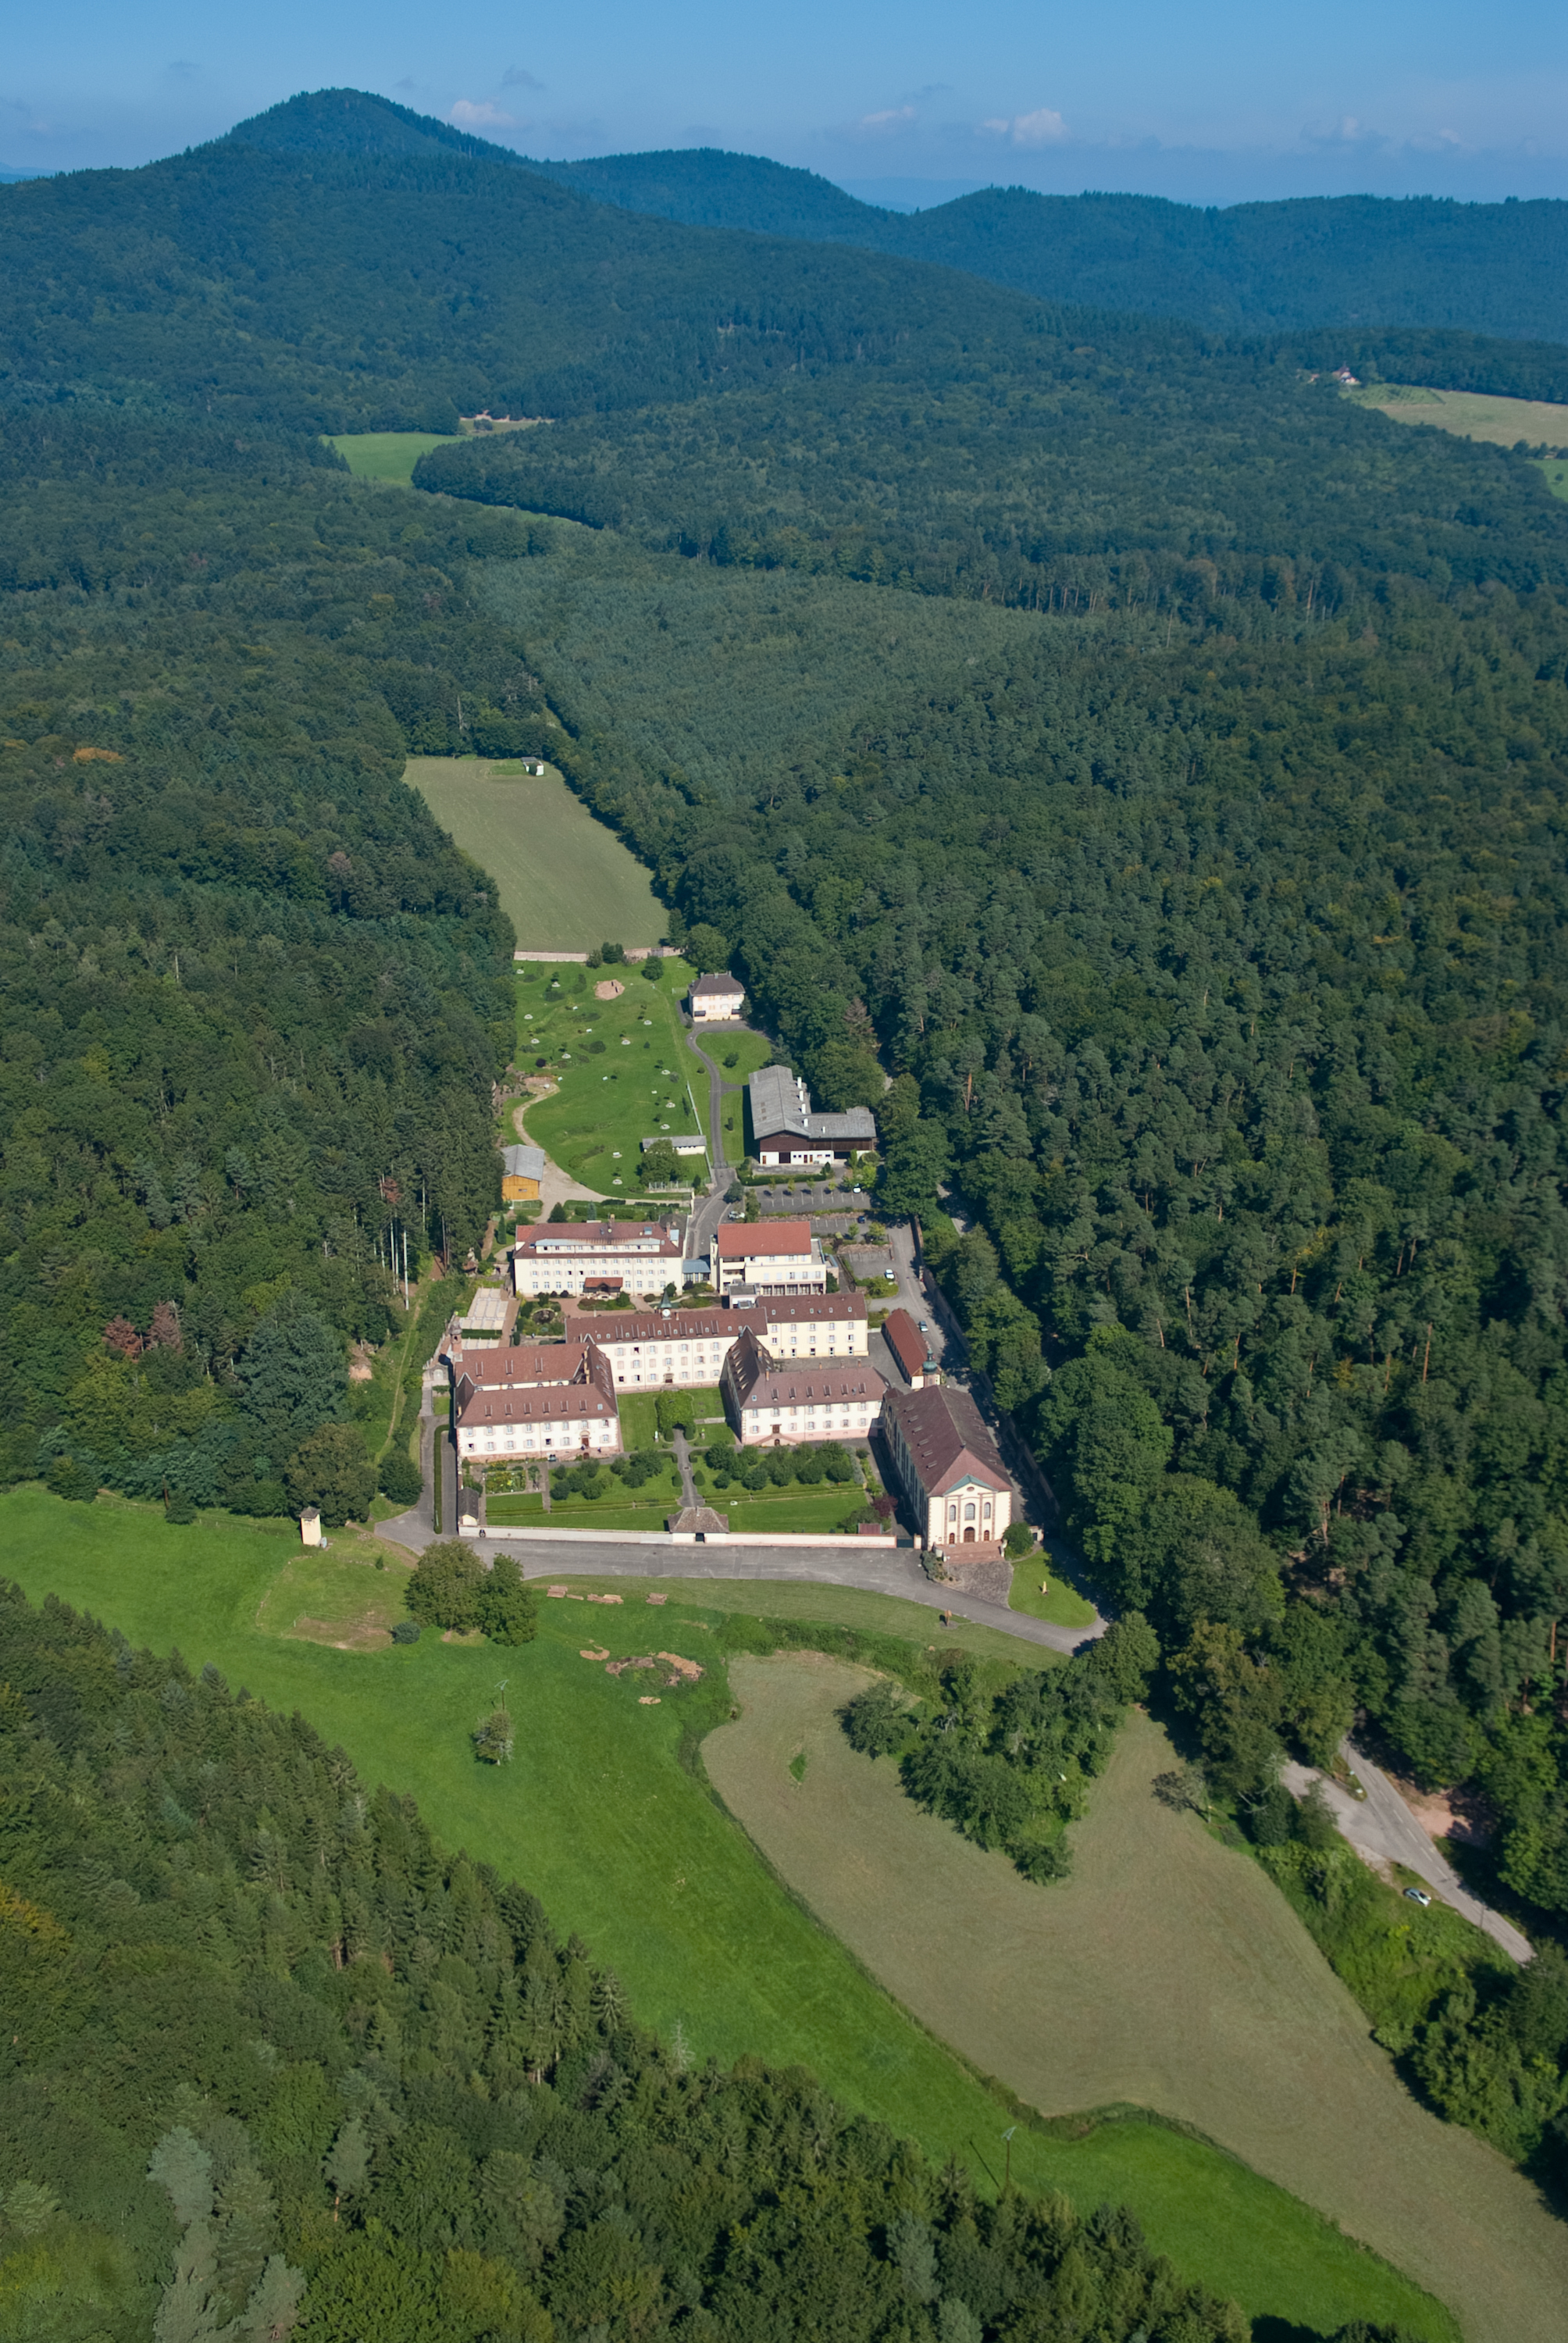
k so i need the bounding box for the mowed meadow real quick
[408,755,666,952]
[0,1492,1449,2342]
[511,952,711,1190]
[705,1653,1568,2343]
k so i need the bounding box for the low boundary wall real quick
[483,1525,899,1550]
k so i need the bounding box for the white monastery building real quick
[722,1328,885,1446]
[452,1342,622,1462]
[511,1217,685,1298]
[713,1218,828,1296]
[587,1290,868,1388]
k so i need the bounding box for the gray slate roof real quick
[501,1143,546,1178]
[748,1064,876,1143]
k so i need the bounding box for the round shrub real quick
[378,1449,424,1507]
[406,1539,484,1632]
[1003,1519,1035,1558]
[45,1453,98,1504]
[390,1619,422,1645]
[164,1491,197,1525]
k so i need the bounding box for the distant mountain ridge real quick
[217,90,1568,347]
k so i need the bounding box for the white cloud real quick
[450,100,519,130]
[983,106,1067,146]
[860,105,916,131]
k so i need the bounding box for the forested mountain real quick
[223,93,1568,349]
[0,1579,1260,2343]
[0,122,1065,435]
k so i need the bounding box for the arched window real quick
[964,1502,976,1521]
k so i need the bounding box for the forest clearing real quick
[327,429,459,484]
[704,1650,1568,2343]
[408,754,666,948]
[1354,380,1568,450]
[0,1489,1447,2341]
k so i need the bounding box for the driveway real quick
[1284,1742,1534,1963]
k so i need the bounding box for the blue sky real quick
[5,0,1568,205]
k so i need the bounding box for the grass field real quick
[1544,457,1568,504]
[408,755,666,952]
[327,430,459,484]
[0,1492,1452,2340]
[1007,1557,1099,1630]
[513,956,711,1191]
[1352,382,1568,452]
[707,1652,1568,2343]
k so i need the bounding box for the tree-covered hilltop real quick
[526,151,1568,351]
[0,130,1071,436]
[0,399,526,1511]
[0,1578,1265,2343]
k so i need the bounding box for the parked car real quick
[1404,1887,1432,1907]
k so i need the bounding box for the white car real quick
[1403,1887,1432,1908]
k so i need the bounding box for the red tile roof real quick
[715,1218,812,1257]
[882,1308,928,1382]
[882,1384,1010,1498]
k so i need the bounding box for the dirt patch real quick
[594,978,625,999]
[1389,1776,1498,1847]
[284,1612,395,1651]
[703,1653,1568,2343]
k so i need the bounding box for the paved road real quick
[488,1535,1099,1653]
[1284,1742,1534,1963]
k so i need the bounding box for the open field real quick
[513,954,711,1190]
[1007,1557,1099,1630]
[0,1492,1450,2340]
[408,754,666,951]
[327,430,458,484]
[707,1652,1568,2343]
[1353,382,1568,451]
[1544,457,1568,504]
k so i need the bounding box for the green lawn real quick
[409,755,666,953]
[327,430,458,484]
[722,1495,868,1534]
[487,1497,678,1533]
[1007,1558,1099,1630]
[0,1491,1452,2341]
[1543,457,1568,503]
[515,957,713,1191]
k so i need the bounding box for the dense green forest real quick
[0,1579,1273,2343]
[0,397,524,1517]
[417,358,1568,614]
[223,91,1568,348]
